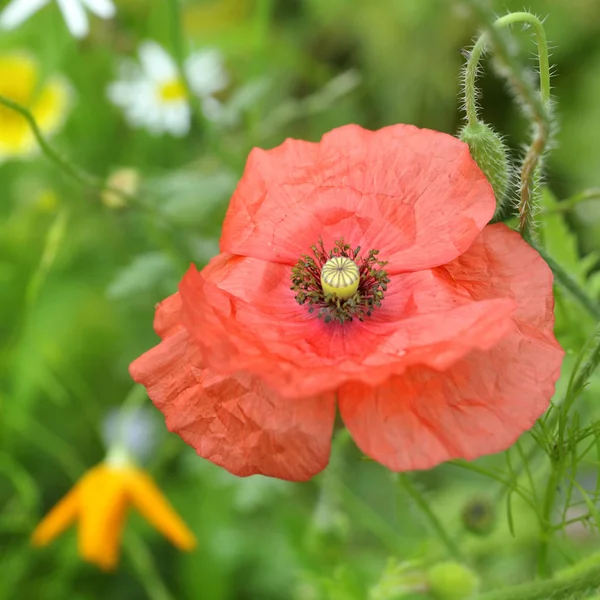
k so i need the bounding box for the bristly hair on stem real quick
[291,239,389,324]
[460,2,557,243]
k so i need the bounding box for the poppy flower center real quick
[291,239,389,324]
[321,256,360,299]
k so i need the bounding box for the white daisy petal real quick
[0,0,50,29]
[163,103,191,137]
[108,40,198,137]
[80,0,115,18]
[185,49,228,98]
[128,91,159,123]
[138,41,177,82]
[107,81,136,106]
[201,96,223,122]
[56,0,89,38]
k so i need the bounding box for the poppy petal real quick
[338,332,562,470]
[125,468,196,550]
[31,485,80,547]
[338,224,564,470]
[129,330,336,481]
[221,124,495,272]
[180,253,516,398]
[153,292,183,338]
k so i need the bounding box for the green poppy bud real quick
[461,496,496,535]
[427,561,479,600]
[459,121,511,218]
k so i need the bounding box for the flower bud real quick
[102,167,140,209]
[461,496,495,535]
[427,561,479,600]
[459,121,511,217]
[369,559,427,600]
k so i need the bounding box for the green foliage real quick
[2,1,600,599]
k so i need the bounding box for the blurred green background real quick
[2,0,600,598]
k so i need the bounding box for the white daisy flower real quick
[107,41,228,138]
[0,0,115,39]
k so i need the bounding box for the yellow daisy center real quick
[321,256,360,300]
[158,79,187,102]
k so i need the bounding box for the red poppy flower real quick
[130,124,564,482]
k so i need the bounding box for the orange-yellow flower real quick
[0,53,71,160]
[31,460,196,570]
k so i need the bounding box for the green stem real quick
[397,474,462,559]
[337,482,404,553]
[536,466,560,578]
[450,460,538,513]
[564,320,600,415]
[494,12,551,104]
[1,209,69,368]
[0,94,160,216]
[534,328,600,577]
[542,189,600,214]
[0,94,97,188]
[0,93,194,273]
[0,453,40,512]
[167,0,210,136]
[515,440,538,503]
[478,561,600,600]
[463,35,487,127]
[124,531,176,600]
[552,511,593,531]
[25,209,69,309]
[462,5,553,241]
[463,11,550,124]
[535,245,600,321]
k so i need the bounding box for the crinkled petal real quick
[154,292,183,338]
[179,253,516,397]
[338,332,562,471]
[129,329,336,482]
[220,124,495,273]
[338,224,564,470]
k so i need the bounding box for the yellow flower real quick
[31,458,197,571]
[0,53,70,160]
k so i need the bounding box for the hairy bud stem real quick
[460,3,555,243]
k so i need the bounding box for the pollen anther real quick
[321,256,360,299]
[291,238,389,324]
